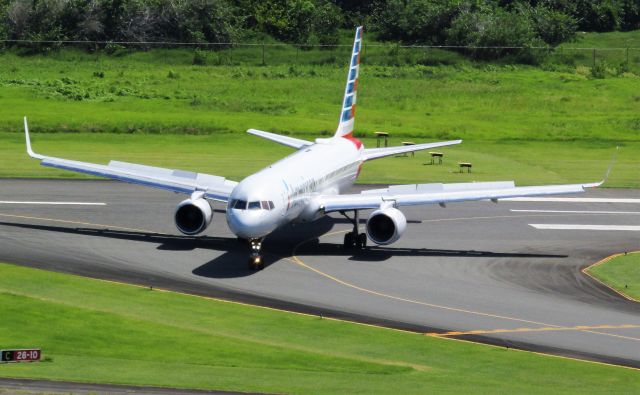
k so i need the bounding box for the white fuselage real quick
[226,136,363,239]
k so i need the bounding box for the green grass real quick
[0,262,638,394]
[569,30,640,49]
[0,32,639,186]
[556,30,640,69]
[1,132,637,187]
[1,51,639,140]
[589,252,640,301]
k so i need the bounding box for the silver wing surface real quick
[319,180,602,212]
[24,117,236,202]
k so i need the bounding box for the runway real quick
[0,180,639,368]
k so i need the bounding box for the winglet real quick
[582,146,619,188]
[24,116,44,160]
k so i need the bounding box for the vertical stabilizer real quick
[335,26,363,138]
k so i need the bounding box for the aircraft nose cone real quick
[226,210,276,239]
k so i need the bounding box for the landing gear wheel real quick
[356,233,367,249]
[248,255,264,270]
[343,232,355,249]
[248,239,264,270]
[340,210,367,251]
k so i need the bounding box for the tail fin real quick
[335,26,363,138]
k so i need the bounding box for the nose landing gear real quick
[340,210,367,250]
[248,239,264,270]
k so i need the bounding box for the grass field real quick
[0,31,638,186]
[1,132,637,187]
[1,50,639,140]
[557,30,640,67]
[0,262,638,394]
[589,252,640,301]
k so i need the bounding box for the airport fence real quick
[1,40,639,72]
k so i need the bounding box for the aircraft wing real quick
[23,118,236,202]
[361,139,461,161]
[247,129,312,149]
[319,180,602,212]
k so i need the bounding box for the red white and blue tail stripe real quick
[335,26,362,141]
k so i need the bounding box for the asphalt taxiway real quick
[0,180,638,368]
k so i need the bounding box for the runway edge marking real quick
[582,251,640,303]
[428,324,640,337]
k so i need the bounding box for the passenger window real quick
[248,201,261,210]
[268,201,275,210]
[234,200,247,210]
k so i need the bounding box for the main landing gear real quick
[340,210,367,250]
[248,239,264,270]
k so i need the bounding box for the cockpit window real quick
[233,199,274,211]
[233,200,247,209]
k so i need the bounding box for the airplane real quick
[22,26,603,270]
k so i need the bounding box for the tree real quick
[312,1,344,45]
[620,0,640,31]
[373,0,462,44]
[247,0,343,45]
[516,3,577,46]
[446,5,538,60]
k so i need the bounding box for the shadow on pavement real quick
[0,219,566,279]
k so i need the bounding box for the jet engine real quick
[366,207,407,245]
[174,198,213,235]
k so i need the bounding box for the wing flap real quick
[320,182,598,213]
[25,117,236,202]
[41,157,236,201]
[361,181,516,195]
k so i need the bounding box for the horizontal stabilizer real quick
[362,139,461,161]
[247,129,312,149]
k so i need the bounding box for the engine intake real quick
[366,207,407,245]
[174,198,213,235]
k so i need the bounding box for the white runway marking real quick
[530,224,640,232]
[504,197,640,203]
[0,201,106,206]
[512,209,640,215]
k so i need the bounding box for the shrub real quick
[591,63,607,79]
[192,49,206,65]
[373,0,460,44]
[250,0,343,45]
[518,4,577,46]
[446,6,538,61]
[105,43,125,55]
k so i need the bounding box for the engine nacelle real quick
[174,198,213,235]
[366,207,407,245]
